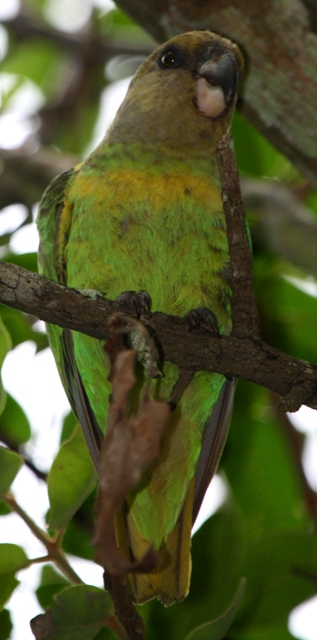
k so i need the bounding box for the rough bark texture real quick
[1,261,317,412]
[217,133,260,340]
[116,0,317,187]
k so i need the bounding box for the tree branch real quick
[103,573,146,640]
[217,132,260,340]
[3,11,153,61]
[0,260,317,412]
[4,491,83,584]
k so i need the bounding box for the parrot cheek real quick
[195,78,226,119]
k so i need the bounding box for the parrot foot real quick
[187,307,220,336]
[116,290,152,318]
[80,288,104,300]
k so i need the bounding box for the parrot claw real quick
[80,288,104,300]
[116,290,152,318]
[186,307,220,336]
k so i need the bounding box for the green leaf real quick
[0,501,11,516]
[0,394,31,447]
[232,112,293,180]
[0,545,26,609]
[0,544,29,575]
[237,532,317,629]
[48,426,97,530]
[60,410,77,444]
[0,575,19,611]
[0,302,48,352]
[3,39,62,99]
[223,382,306,539]
[30,585,113,640]
[232,622,295,640]
[61,486,97,561]
[0,609,13,640]
[102,7,139,28]
[22,0,47,12]
[5,252,38,273]
[254,263,317,362]
[0,75,24,111]
[0,317,12,416]
[36,565,70,610]
[0,318,11,368]
[0,448,24,494]
[184,578,246,640]
[190,504,246,619]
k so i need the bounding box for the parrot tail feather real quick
[115,478,195,605]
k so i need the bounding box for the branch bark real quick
[0,260,317,412]
[217,132,260,340]
[103,573,146,640]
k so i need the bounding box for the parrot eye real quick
[158,47,183,69]
[160,51,176,67]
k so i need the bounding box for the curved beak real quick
[198,53,239,107]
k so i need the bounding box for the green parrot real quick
[37,30,243,605]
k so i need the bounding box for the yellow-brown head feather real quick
[105,31,243,151]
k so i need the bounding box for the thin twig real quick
[216,131,260,340]
[0,432,47,481]
[29,555,50,564]
[3,492,127,639]
[4,492,83,584]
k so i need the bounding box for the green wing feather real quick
[38,168,104,470]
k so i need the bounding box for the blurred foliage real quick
[35,565,70,610]
[48,426,97,530]
[1,0,317,639]
[31,584,114,640]
[0,608,13,640]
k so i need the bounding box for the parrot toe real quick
[116,290,152,318]
[186,307,220,336]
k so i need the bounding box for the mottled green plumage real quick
[37,31,243,604]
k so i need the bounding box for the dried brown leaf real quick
[94,316,171,574]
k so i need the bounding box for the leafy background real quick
[1,0,317,638]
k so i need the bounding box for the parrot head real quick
[106,30,244,149]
